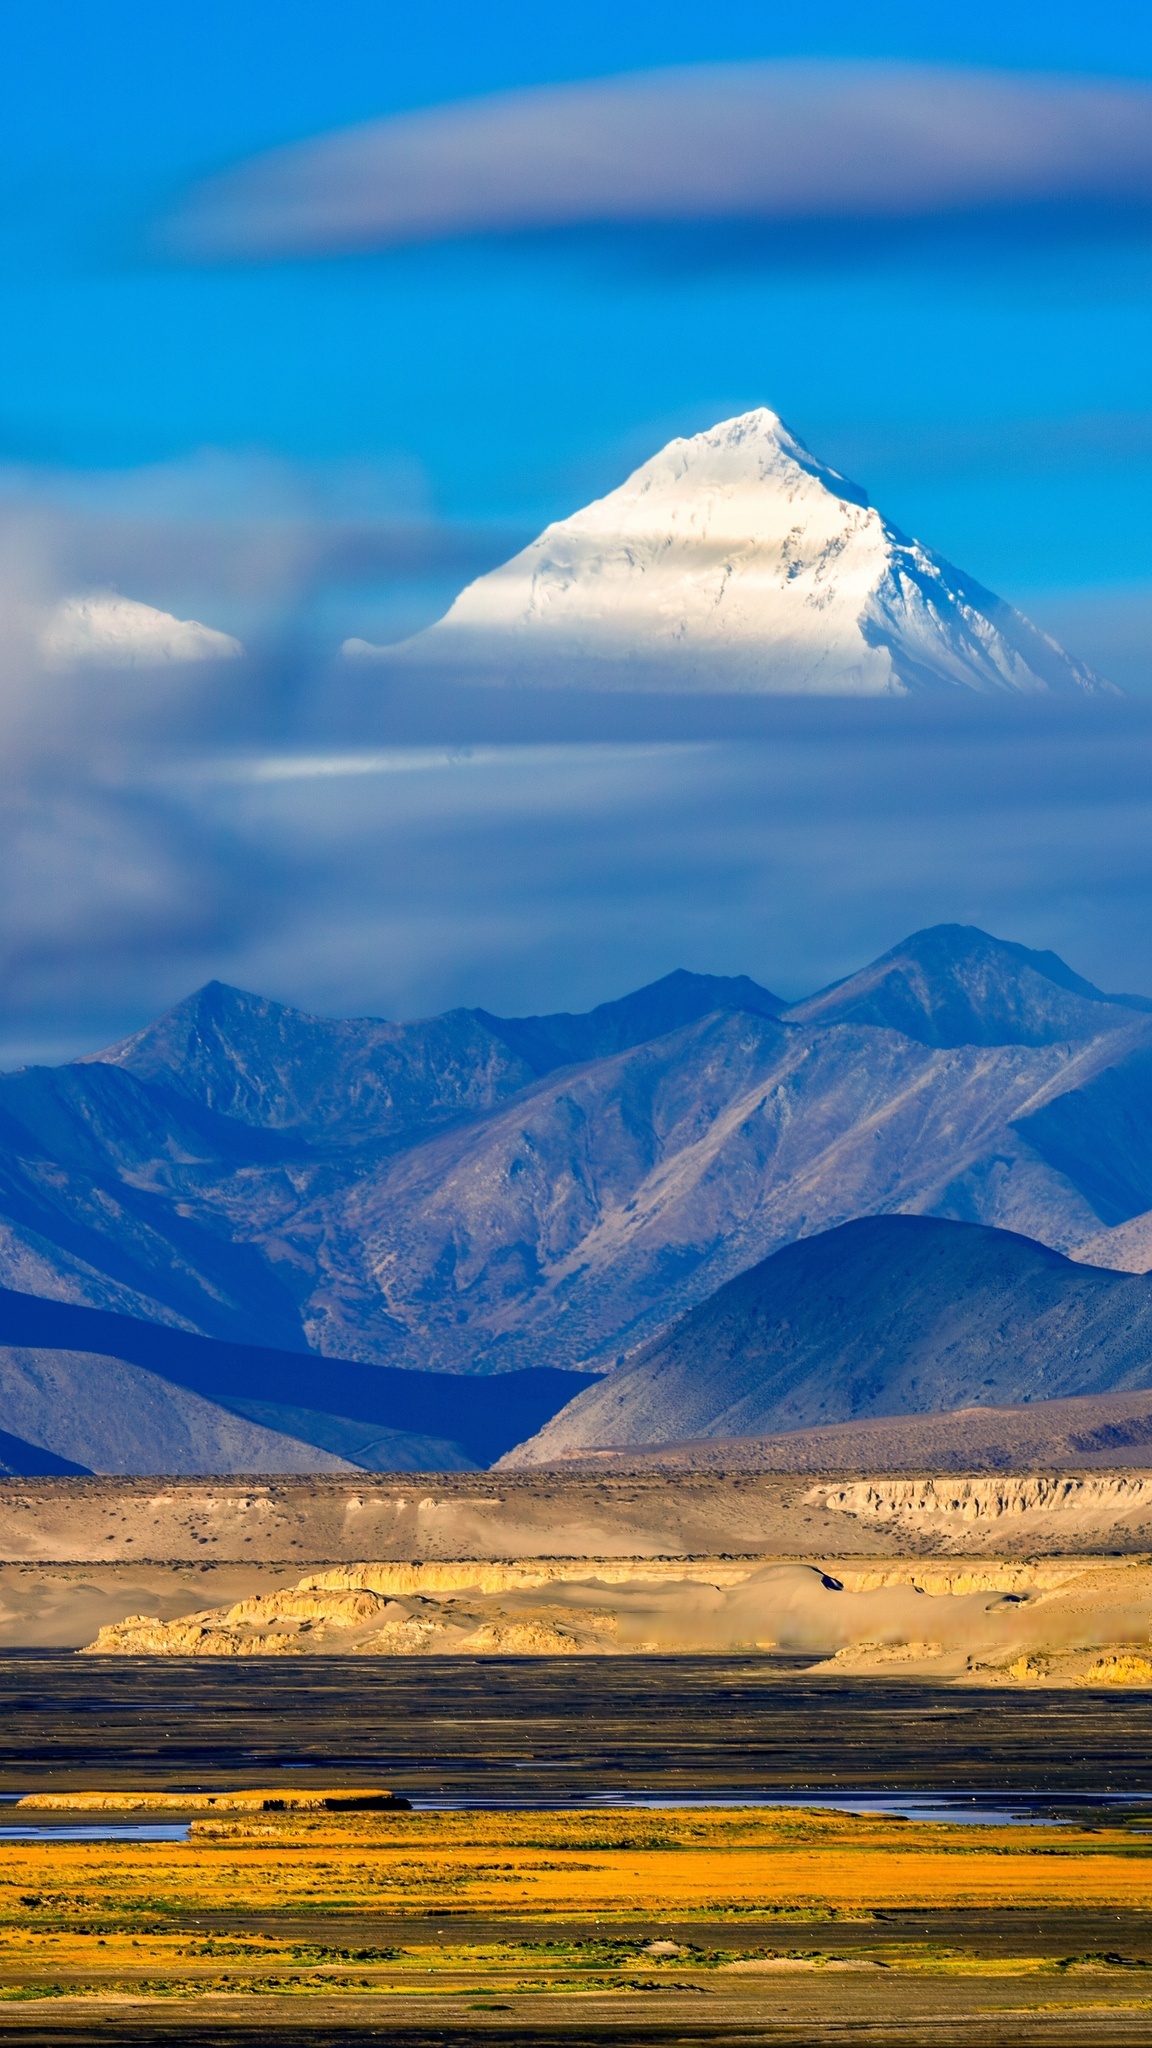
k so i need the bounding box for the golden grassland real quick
[3,1806,1152,2012]
[7,1806,1152,1921]
[4,1808,1152,1930]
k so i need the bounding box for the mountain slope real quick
[91,970,779,1142]
[0,1425,90,1477]
[0,1060,310,1344]
[88,980,538,1152]
[1014,1043,1152,1227]
[289,998,1145,1371]
[539,1386,1152,1475]
[0,925,1147,1380]
[0,1345,353,1475]
[388,410,1111,697]
[503,1217,1152,1463]
[476,968,783,1074]
[0,1294,590,1474]
[0,1286,594,1471]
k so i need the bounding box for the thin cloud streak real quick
[209,741,700,782]
[167,62,1152,263]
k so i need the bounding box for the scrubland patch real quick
[3,1805,1152,1929]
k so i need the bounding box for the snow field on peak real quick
[41,593,244,669]
[379,408,1109,698]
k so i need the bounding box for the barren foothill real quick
[8,1470,1152,1672]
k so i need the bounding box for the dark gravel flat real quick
[4,1654,1152,1803]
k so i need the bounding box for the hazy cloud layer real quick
[0,453,525,667]
[167,62,1152,262]
[9,695,1152,1068]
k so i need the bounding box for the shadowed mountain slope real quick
[0,1287,593,1471]
[1015,1043,1152,1227]
[503,1216,1152,1462]
[475,968,783,1074]
[0,1345,354,1477]
[0,1424,90,1477]
[536,1387,1152,1475]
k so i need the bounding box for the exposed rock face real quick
[811,1473,1152,1530]
[1079,1654,1152,1686]
[80,1549,1152,1684]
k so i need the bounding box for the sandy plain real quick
[7,1468,1152,2042]
[10,1468,1152,1569]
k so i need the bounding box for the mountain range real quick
[361,410,1111,698]
[4,922,1152,1469]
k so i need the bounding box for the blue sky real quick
[3,2,1152,1058]
[3,2,1152,601]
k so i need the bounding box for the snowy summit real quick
[42,593,244,669]
[362,409,1110,697]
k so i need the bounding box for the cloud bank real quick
[167,62,1152,262]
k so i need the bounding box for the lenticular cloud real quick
[168,60,1152,261]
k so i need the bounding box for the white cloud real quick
[41,593,244,670]
[166,61,1152,261]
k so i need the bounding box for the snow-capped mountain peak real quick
[365,408,1111,698]
[41,593,244,669]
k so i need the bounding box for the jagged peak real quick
[786,923,1147,1047]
